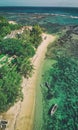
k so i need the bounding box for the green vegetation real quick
[46,26,78,59]
[42,26,78,130]
[20,58,33,78]
[41,23,64,34]
[30,25,42,48]
[0,54,5,59]
[0,39,23,56]
[44,57,78,130]
[0,17,42,112]
[0,65,22,112]
[0,16,21,39]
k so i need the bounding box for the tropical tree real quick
[20,58,34,78]
[0,65,22,112]
[0,38,23,56]
[30,25,42,48]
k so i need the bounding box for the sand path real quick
[2,33,55,130]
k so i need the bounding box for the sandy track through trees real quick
[2,33,55,130]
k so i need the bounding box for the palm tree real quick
[20,58,34,78]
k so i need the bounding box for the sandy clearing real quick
[8,21,17,25]
[1,33,55,130]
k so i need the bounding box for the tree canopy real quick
[43,27,78,130]
[30,25,42,48]
[0,17,42,112]
[0,16,21,38]
[46,57,78,130]
[0,38,23,56]
[0,65,22,112]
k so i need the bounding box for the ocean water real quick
[0,7,78,16]
[0,7,78,26]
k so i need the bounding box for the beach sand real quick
[8,21,17,24]
[2,33,55,130]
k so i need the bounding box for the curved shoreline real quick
[2,33,56,130]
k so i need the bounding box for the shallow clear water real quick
[0,7,78,25]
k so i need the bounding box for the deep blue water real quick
[0,7,78,16]
[0,7,78,25]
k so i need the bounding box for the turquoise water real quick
[0,7,78,25]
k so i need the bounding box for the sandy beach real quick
[2,33,55,130]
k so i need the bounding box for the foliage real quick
[0,26,11,37]
[12,56,34,78]
[0,16,21,38]
[16,30,36,57]
[9,23,22,30]
[41,23,64,34]
[20,58,34,78]
[22,42,35,57]
[45,57,78,130]
[0,65,22,112]
[0,38,23,56]
[46,26,78,59]
[17,30,31,42]
[0,16,8,23]
[30,25,42,48]
[43,26,78,130]
[0,17,43,112]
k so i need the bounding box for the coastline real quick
[0,6,78,130]
[2,33,56,130]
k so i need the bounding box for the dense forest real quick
[0,16,42,112]
[42,26,78,130]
